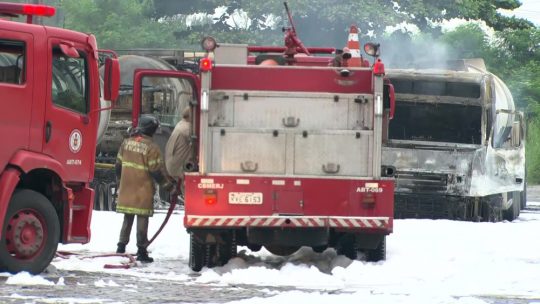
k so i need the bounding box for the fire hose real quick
[56,191,179,269]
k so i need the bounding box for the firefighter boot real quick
[136,246,154,263]
[116,243,126,254]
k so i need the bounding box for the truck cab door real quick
[0,31,33,172]
[42,40,97,182]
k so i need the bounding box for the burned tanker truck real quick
[383,59,525,222]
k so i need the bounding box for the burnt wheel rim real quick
[5,209,46,259]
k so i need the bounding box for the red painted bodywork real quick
[211,66,373,94]
[131,69,200,128]
[0,14,103,243]
[184,175,394,233]
[183,50,394,240]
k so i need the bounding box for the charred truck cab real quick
[0,2,119,273]
[383,59,525,222]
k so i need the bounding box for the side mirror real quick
[104,57,120,102]
[59,41,79,58]
[511,113,524,147]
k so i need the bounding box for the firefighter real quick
[115,114,176,263]
[165,106,195,198]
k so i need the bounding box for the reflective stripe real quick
[122,161,147,171]
[116,205,153,216]
[148,159,162,166]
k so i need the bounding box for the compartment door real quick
[210,129,286,174]
[294,132,372,177]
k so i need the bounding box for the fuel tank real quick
[97,55,193,158]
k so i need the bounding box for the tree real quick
[58,0,176,49]
[149,0,534,48]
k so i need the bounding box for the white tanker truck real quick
[93,52,196,210]
[382,59,526,222]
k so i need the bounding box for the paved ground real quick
[0,186,538,303]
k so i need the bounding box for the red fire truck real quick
[132,5,395,271]
[0,2,119,274]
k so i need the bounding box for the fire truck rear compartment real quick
[207,91,375,177]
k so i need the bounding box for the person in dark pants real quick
[115,115,176,263]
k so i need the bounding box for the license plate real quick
[228,192,263,205]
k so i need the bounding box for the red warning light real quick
[200,57,213,72]
[22,4,56,17]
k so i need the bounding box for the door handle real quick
[45,121,52,143]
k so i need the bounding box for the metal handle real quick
[45,121,52,143]
[241,161,258,172]
[282,116,300,128]
[322,163,340,174]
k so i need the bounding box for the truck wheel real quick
[264,245,300,256]
[520,186,527,210]
[217,234,237,266]
[99,183,109,211]
[0,190,60,274]
[336,234,357,260]
[93,183,101,210]
[108,183,117,211]
[312,245,327,253]
[481,195,502,222]
[503,192,520,221]
[189,233,205,272]
[247,244,262,252]
[365,236,386,262]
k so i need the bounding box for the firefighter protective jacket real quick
[165,108,193,179]
[116,134,174,216]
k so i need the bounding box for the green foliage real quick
[149,0,533,47]
[526,105,540,184]
[58,0,176,49]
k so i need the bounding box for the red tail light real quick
[200,57,213,72]
[203,189,217,205]
[362,193,376,208]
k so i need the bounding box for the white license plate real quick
[228,192,263,205]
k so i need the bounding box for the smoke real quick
[379,31,454,69]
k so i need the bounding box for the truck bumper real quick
[186,215,390,231]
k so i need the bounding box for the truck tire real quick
[481,195,502,222]
[107,183,117,211]
[93,183,101,210]
[0,190,60,274]
[336,234,357,260]
[217,234,237,266]
[365,236,386,262]
[312,245,327,253]
[264,245,300,256]
[247,244,262,252]
[99,183,109,211]
[503,192,520,221]
[189,233,205,272]
[520,186,527,210]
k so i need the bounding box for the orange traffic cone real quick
[347,25,362,67]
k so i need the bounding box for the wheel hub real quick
[6,211,45,258]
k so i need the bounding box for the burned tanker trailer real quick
[92,54,193,210]
[382,59,525,222]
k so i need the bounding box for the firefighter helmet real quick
[137,114,160,136]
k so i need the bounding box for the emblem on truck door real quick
[69,129,82,153]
